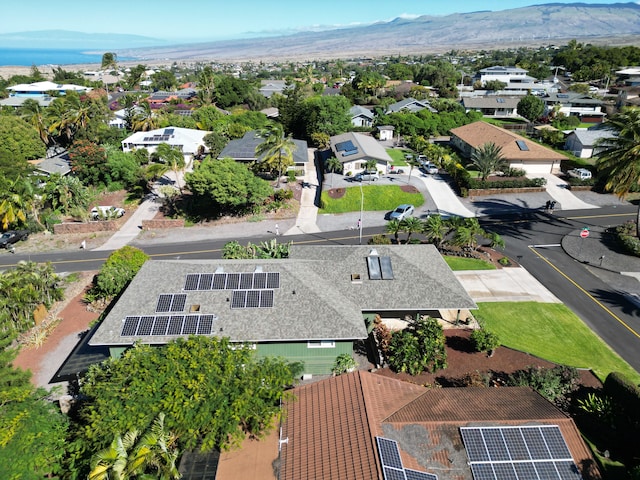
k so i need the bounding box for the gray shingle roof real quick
[329,132,392,164]
[89,245,475,347]
[218,130,308,165]
[386,97,436,114]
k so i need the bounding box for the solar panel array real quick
[335,140,356,152]
[375,437,438,480]
[231,289,274,309]
[156,293,187,313]
[367,255,394,280]
[142,134,171,142]
[121,314,216,337]
[184,272,280,291]
[460,426,582,480]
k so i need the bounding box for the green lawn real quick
[476,302,640,383]
[319,185,424,214]
[386,148,411,166]
[444,256,496,270]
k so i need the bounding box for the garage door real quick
[512,162,553,175]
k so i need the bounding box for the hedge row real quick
[468,177,546,190]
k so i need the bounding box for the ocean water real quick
[0,48,132,67]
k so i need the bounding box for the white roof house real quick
[121,127,211,156]
[7,81,92,97]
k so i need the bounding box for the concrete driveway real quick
[454,268,561,303]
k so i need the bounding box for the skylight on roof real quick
[516,140,529,151]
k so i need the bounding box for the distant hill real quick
[115,2,640,61]
[0,30,165,49]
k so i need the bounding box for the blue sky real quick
[0,0,632,42]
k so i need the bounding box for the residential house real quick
[6,80,92,97]
[350,105,375,128]
[615,67,640,87]
[386,97,436,114]
[450,121,567,174]
[474,66,538,93]
[0,95,53,109]
[564,127,616,159]
[542,92,606,123]
[259,80,288,98]
[88,245,476,375]
[145,89,196,106]
[121,126,210,157]
[329,132,393,174]
[218,130,309,169]
[215,372,600,480]
[461,96,520,117]
[28,151,72,177]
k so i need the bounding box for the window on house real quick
[307,341,335,349]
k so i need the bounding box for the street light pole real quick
[359,183,364,245]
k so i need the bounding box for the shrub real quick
[498,257,511,266]
[470,329,500,353]
[88,246,149,300]
[332,354,357,375]
[274,189,293,202]
[468,177,546,189]
[369,234,392,245]
[287,170,297,183]
[604,371,640,428]
[614,222,640,257]
[506,365,579,408]
[386,316,447,375]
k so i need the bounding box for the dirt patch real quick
[374,329,602,389]
[400,185,420,194]
[326,188,346,199]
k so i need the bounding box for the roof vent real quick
[254,265,263,273]
[369,248,379,257]
[215,266,224,274]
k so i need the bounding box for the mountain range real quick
[3,3,640,61]
[114,2,640,61]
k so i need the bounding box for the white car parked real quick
[91,206,125,220]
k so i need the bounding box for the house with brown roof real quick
[450,121,567,175]
[215,371,600,480]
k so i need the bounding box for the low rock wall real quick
[141,219,185,230]
[54,221,119,234]
[468,186,546,197]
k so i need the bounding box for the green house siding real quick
[256,341,353,375]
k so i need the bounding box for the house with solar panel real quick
[542,92,606,124]
[88,245,476,376]
[329,132,394,176]
[121,127,211,157]
[450,121,567,175]
[212,371,600,480]
[217,130,309,170]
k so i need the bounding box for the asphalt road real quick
[484,205,640,372]
[3,205,640,372]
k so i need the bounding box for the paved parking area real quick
[454,268,561,303]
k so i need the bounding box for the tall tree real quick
[470,142,507,181]
[400,216,423,243]
[325,157,343,187]
[155,143,187,194]
[18,98,51,147]
[255,123,296,187]
[596,108,640,236]
[517,94,545,122]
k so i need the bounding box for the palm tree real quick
[325,157,342,187]
[470,142,507,181]
[19,99,51,147]
[401,216,423,243]
[155,144,186,194]
[0,177,31,230]
[255,123,296,187]
[131,102,157,132]
[452,218,485,250]
[596,108,640,236]
[386,219,403,244]
[406,158,421,183]
[89,414,180,480]
[422,214,448,249]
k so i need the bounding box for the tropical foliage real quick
[86,246,149,301]
[386,315,447,375]
[470,142,507,181]
[70,337,300,474]
[222,239,290,259]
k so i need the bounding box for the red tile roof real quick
[450,121,567,162]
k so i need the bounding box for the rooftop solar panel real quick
[367,256,382,280]
[137,316,155,335]
[231,290,247,309]
[376,437,403,469]
[171,294,187,312]
[167,316,184,335]
[253,272,267,289]
[335,140,355,152]
[197,315,215,334]
[342,149,359,157]
[184,274,199,290]
[151,316,169,336]
[405,470,437,480]
[121,316,140,336]
[212,273,226,290]
[246,290,260,308]
[383,466,406,480]
[380,256,395,280]
[183,316,199,335]
[226,273,241,290]
[240,273,253,290]
[260,289,274,308]
[267,272,280,289]
[156,294,173,313]
[482,429,510,461]
[520,427,550,460]
[199,273,214,290]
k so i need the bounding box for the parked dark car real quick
[0,230,29,248]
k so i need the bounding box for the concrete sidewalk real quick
[284,151,321,236]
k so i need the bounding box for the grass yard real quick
[319,185,424,214]
[476,302,640,383]
[444,256,496,270]
[386,148,411,166]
